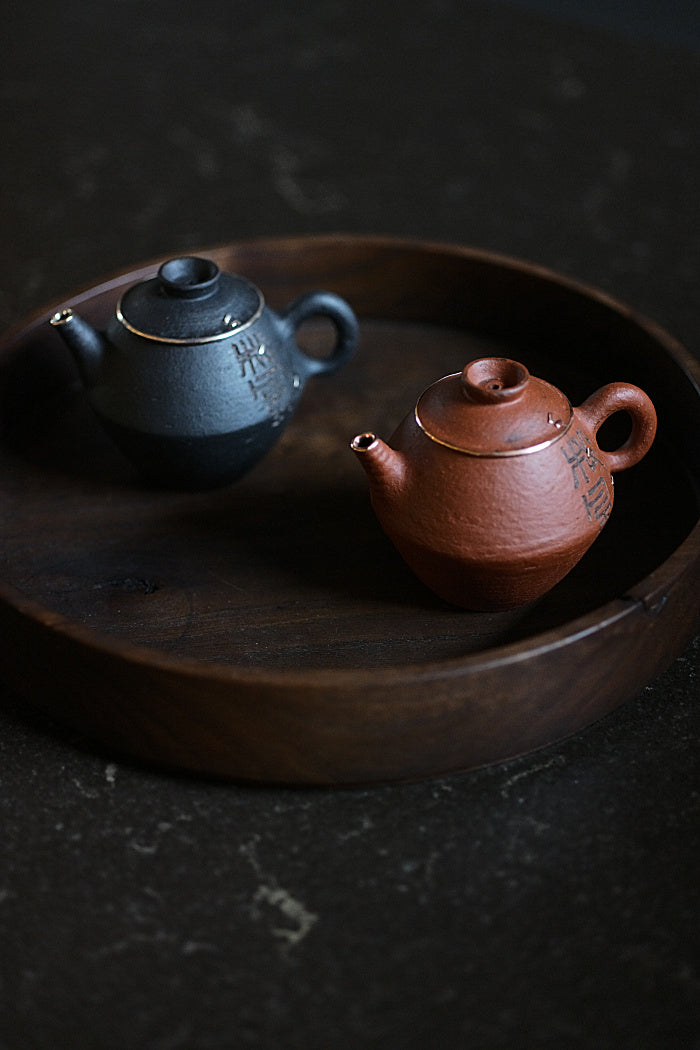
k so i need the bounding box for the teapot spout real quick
[50,308,107,386]
[351,432,407,496]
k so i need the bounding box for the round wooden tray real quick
[0,235,698,784]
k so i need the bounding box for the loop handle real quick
[576,382,657,473]
[280,291,359,377]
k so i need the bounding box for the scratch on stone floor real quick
[89,930,175,959]
[228,102,347,216]
[181,940,218,955]
[239,836,318,951]
[252,885,318,948]
[71,777,100,799]
[500,755,567,799]
[128,839,158,855]
[337,814,374,842]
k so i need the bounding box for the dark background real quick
[1,2,699,1047]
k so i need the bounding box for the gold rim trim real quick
[414,397,574,457]
[115,288,265,345]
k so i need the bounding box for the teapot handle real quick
[280,291,359,377]
[576,382,657,473]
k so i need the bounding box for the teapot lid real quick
[116,256,264,344]
[415,357,572,456]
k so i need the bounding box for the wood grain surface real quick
[0,235,698,783]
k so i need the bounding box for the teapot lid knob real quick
[461,358,529,403]
[158,257,220,300]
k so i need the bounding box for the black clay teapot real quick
[50,256,359,488]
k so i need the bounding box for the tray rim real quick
[1,232,698,688]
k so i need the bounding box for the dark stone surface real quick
[1,2,698,1047]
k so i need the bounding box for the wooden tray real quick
[0,235,698,784]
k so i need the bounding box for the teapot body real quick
[373,408,614,610]
[352,358,657,610]
[93,304,308,488]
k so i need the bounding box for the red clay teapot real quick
[351,357,657,610]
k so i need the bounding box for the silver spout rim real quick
[50,308,75,326]
[351,432,378,452]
